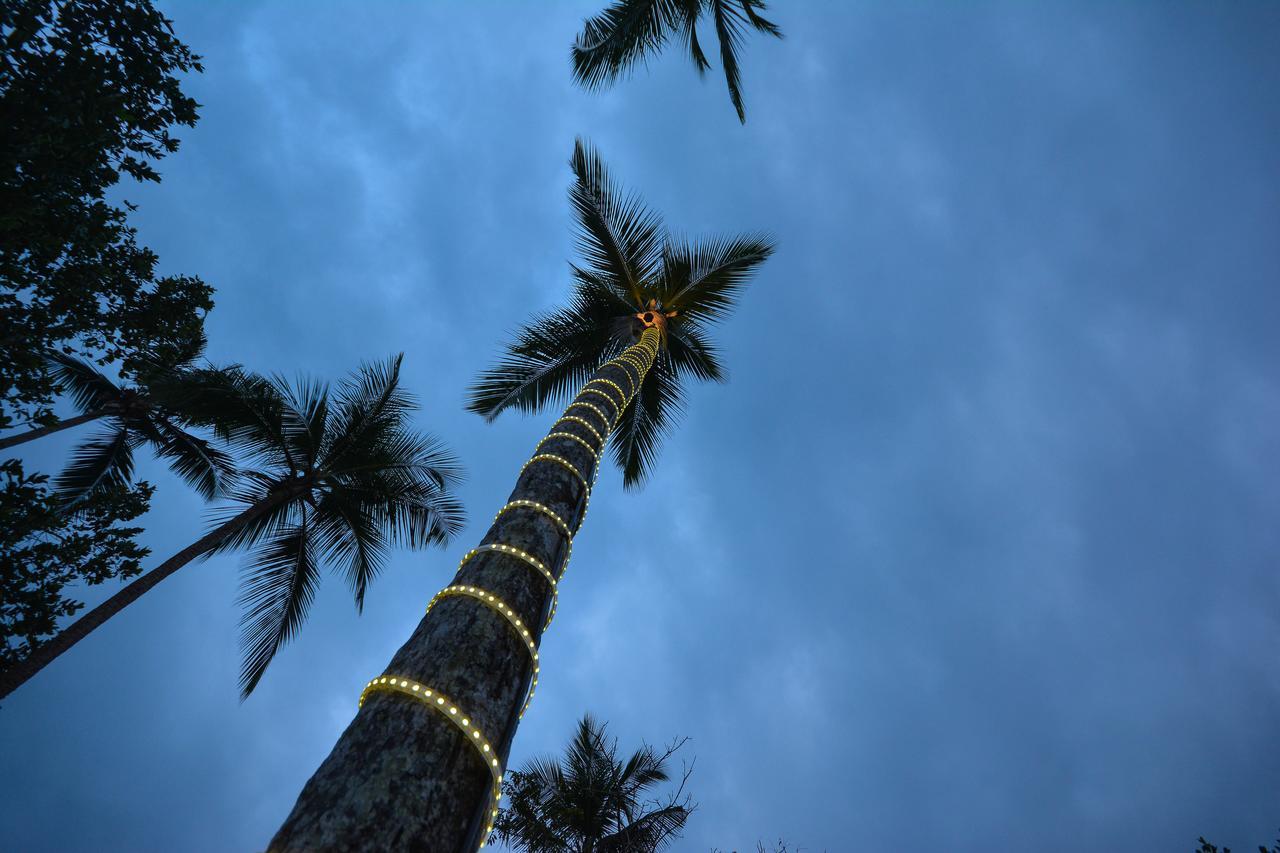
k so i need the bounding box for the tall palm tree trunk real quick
[0,409,108,451]
[270,329,661,852]
[0,499,283,700]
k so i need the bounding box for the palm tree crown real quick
[571,0,783,123]
[494,713,693,852]
[198,355,466,696]
[468,139,773,487]
[45,348,236,507]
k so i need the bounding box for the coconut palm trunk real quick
[270,329,660,852]
[0,499,278,699]
[0,409,108,450]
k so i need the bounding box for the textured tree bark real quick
[0,409,108,450]
[0,499,279,699]
[269,329,660,853]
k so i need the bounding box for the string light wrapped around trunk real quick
[355,329,661,851]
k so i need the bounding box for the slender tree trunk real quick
[270,329,661,852]
[0,499,281,700]
[0,409,108,451]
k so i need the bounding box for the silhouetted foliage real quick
[571,0,782,122]
[0,0,211,431]
[0,459,150,671]
[712,839,812,853]
[468,139,773,487]
[38,347,237,508]
[202,357,467,695]
[1196,828,1280,853]
[493,713,695,852]
[0,356,467,699]
[0,0,218,691]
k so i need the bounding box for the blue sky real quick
[3,1,1279,850]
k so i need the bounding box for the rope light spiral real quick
[520,453,588,490]
[551,414,604,448]
[426,585,541,719]
[583,378,626,410]
[578,388,621,418]
[536,431,599,463]
[358,329,662,851]
[565,400,612,432]
[359,676,504,847]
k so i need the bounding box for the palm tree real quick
[0,350,236,509]
[571,0,783,123]
[493,714,693,853]
[0,355,465,700]
[269,139,771,851]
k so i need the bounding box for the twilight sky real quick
[3,2,1279,851]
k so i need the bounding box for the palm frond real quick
[467,250,640,422]
[666,322,725,383]
[315,429,464,601]
[467,310,617,421]
[237,516,321,698]
[207,478,298,554]
[54,423,136,508]
[710,0,751,122]
[495,763,573,852]
[609,353,684,489]
[596,804,690,852]
[271,373,328,471]
[570,138,665,306]
[324,354,412,468]
[140,415,236,500]
[659,233,775,324]
[571,0,684,90]
[147,364,245,420]
[46,351,122,414]
[678,0,710,74]
[194,371,292,469]
[740,0,783,37]
[129,327,208,384]
[312,489,387,612]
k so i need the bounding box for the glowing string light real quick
[550,414,603,448]
[366,332,662,848]
[564,400,612,433]
[426,585,541,718]
[578,387,621,418]
[493,499,572,538]
[520,453,588,490]
[358,676,503,849]
[459,543,556,592]
[536,431,599,462]
[605,358,640,395]
[583,378,626,410]
[615,351,648,376]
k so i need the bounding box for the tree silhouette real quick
[494,714,694,852]
[0,356,465,699]
[571,0,783,123]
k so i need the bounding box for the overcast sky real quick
[3,1,1279,851]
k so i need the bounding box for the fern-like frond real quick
[571,0,685,90]
[45,351,121,414]
[570,138,665,306]
[54,423,136,508]
[237,517,320,698]
[609,352,684,489]
[659,233,774,324]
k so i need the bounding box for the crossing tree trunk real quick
[0,409,108,450]
[0,499,283,699]
[269,329,660,852]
